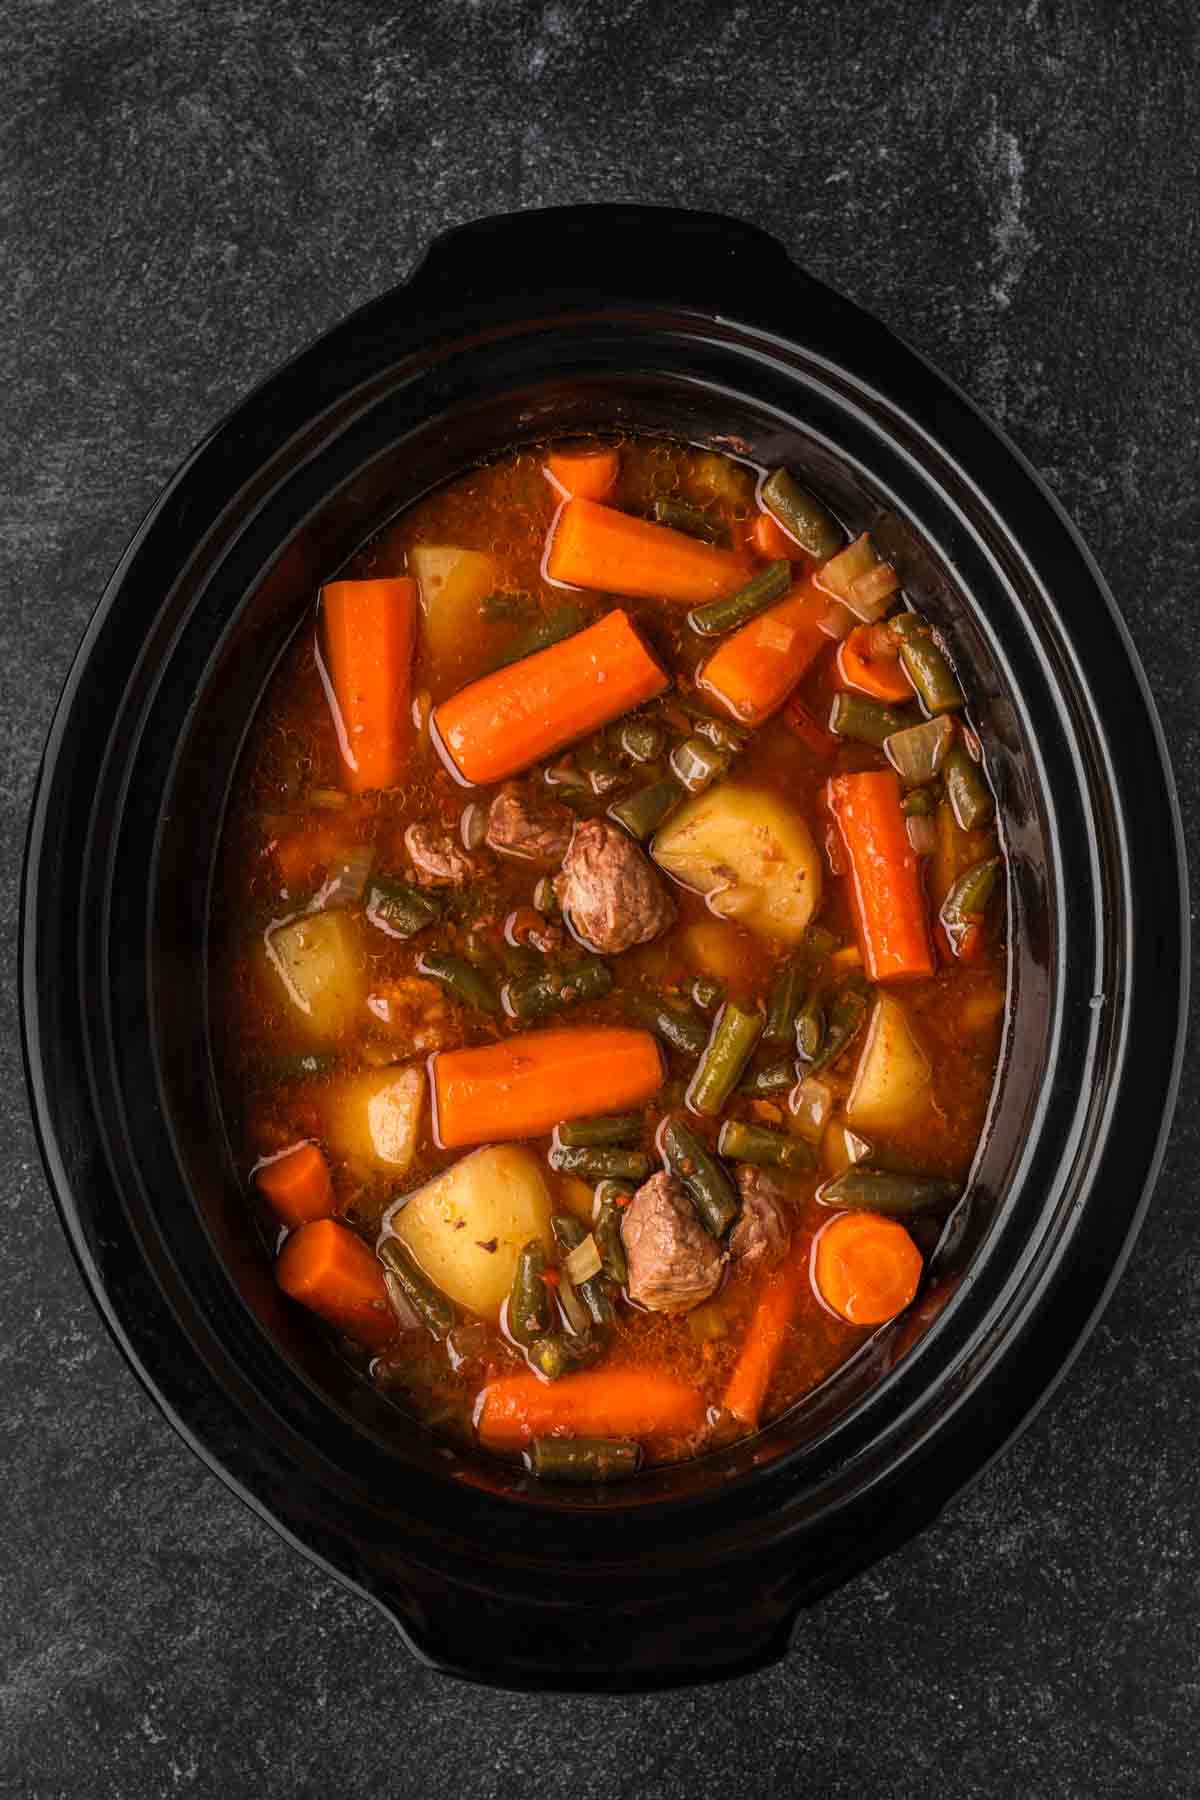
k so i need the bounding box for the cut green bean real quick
[493,603,589,670]
[830,690,919,748]
[525,1437,642,1482]
[794,990,826,1064]
[940,857,1002,955]
[669,736,731,794]
[366,880,441,940]
[378,1237,455,1341]
[687,710,752,754]
[658,1114,740,1238]
[691,976,724,1012]
[884,714,955,787]
[717,1118,816,1172]
[593,1196,630,1287]
[527,1335,572,1380]
[623,992,710,1058]
[818,1167,960,1216]
[688,559,791,637]
[807,975,871,1074]
[687,1001,763,1116]
[760,468,843,560]
[890,613,964,714]
[943,745,995,831]
[764,953,810,1046]
[652,497,728,543]
[505,1240,553,1347]
[549,1145,651,1183]
[556,1112,643,1148]
[739,1057,799,1095]
[503,957,613,1021]
[609,776,686,842]
[416,951,501,1015]
[617,715,666,763]
[551,1214,614,1326]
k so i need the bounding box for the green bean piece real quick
[691,976,724,1012]
[890,614,965,715]
[818,1167,960,1216]
[416,951,501,1015]
[658,1114,740,1238]
[901,786,938,818]
[527,1335,572,1381]
[764,954,809,1046]
[669,736,732,794]
[687,1001,764,1116]
[525,1437,643,1482]
[366,880,441,940]
[617,715,666,763]
[593,1197,630,1287]
[551,1214,615,1327]
[378,1237,455,1341]
[506,1239,553,1347]
[609,776,686,842]
[687,559,792,638]
[830,690,919,748]
[760,468,843,560]
[503,957,613,1022]
[794,990,826,1064]
[739,1057,799,1095]
[623,992,710,1058]
[549,1145,651,1183]
[479,589,539,622]
[884,714,956,787]
[493,603,589,670]
[940,857,1002,955]
[652,497,728,544]
[556,1112,643,1148]
[807,975,871,1074]
[687,711,752,754]
[717,1118,816,1173]
[943,745,995,831]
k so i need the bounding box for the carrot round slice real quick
[276,1218,396,1348]
[476,1366,706,1452]
[321,577,417,793]
[836,624,914,704]
[255,1142,334,1229]
[812,1211,923,1326]
[546,497,753,604]
[431,1026,664,1149]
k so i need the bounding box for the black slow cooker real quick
[20,206,1188,1691]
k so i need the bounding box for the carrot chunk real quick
[546,497,753,604]
[812,1212,923,1325]
[255,1142,334,1229]
[827,770,935,982]
[321,577,417,792]
[751,509,801,562]
[699,576,829,726]
[545,446,620,502]
[836,623,914,704]
[476,1366,706,1452]
[275,1218,396,1348]
[432,1027,664,1149]
[433,608,668,785]
[722,1243,810,1428]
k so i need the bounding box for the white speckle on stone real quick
[977,99,1038,311]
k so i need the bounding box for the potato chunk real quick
[265,910,364,1042]
[410,545,496,667]
[846,994,933,1132]
[385,1144,553,1320]
[652,781,822,945]
[321,1065,425,1174]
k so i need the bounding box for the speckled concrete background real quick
[4,1,1198,1795]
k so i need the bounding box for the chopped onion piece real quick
[556,1272,591,1336]
[816,532,899,622]
[817,599,857,640]
[885,714,955,786]
[312,843,374,910]
[906,813,938,855]
[564,1233,602,1286]
[790,1076,834,1143]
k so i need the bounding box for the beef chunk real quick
[728,1165,791,1270]
[404,821,485,887]
[485,781,573,867]
[621,1171,725,1313]
[557,820,676,955]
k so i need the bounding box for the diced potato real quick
[320,1065,425,1174]
[556,1174,596,1224]
[410,545,496,666]
[652,782,822,946]
[846,994,933,1133]
[820,1120,873,1178]
[265,910,365,1041]
[386,1144,554,1320]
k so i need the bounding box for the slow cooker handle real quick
[402,203,803,309]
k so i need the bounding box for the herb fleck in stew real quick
[212,437,1006,1483]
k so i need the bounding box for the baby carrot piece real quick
[476,1366,706,1451]
[812,1212,923,1326]
[836,623,915,705]
[751,509,801,562]
[546,497,753,604]
[699,576,829,726]
[722,1242,810,1428]
[255,1142,334,1229]
[828,770,935,982]
[321,577,417,792]
[545,446,620,502]
[432,1026,663,1149]
[433,608,668,785]
[275,1219,396,1348]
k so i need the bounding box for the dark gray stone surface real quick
[3,0,1197,1794]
